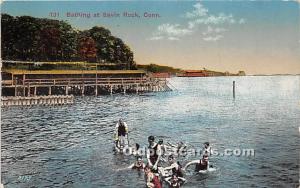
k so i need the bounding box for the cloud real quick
[215,27,227,33]
[168,37,180,41]
[203,25,214,35]
[202,26,227,42]
[191,13,236,25]
[149,23,192,41]
[185,3,208,18]
[157,23,192,37]
[188,21,196,29]
[203,35,223,42]
[148,36,164,41]
[188,15,234,28]
[202,26,227,35]
[149,2,245,41]
[239,18,246,24]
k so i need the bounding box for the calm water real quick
[1,76,300,188]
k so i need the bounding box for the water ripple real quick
[1,76,300,187]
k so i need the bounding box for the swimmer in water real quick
[114,119,129,148]
[165,174,186,188]
[128,156,146,170]
[203,142,212,156]
[132,143,141,157]
[183,154,210,172]
[162,155,184,178]
[147,136,162,173]
[144,165,162,188]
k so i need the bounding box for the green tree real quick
[1,14,17,59]
[13,16,41,60]
[58,21,78,61]
[78,36,97,62]
[1,14,136,69]
[39,23,61,61]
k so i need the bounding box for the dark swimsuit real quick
[195,160,208,171]
[172,162,183,177]
[118,123,126,136]
[132,162,144,170]
[149,144,159,173]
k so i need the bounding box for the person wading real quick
[147,136,162,174]
[183,154,210,172]
[114,119,128,148]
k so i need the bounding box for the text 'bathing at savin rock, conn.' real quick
[49,12,161,18]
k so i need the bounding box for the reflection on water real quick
[1,76,300,187]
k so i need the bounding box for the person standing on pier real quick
[114,119,129,148]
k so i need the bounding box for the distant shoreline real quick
[250,74,300,76]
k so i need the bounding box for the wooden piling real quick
[81,85,85,96]
[136,84,139,94]
[27,85,30,96]
[233,81,236,99]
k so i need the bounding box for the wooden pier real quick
[1,61,172,107]
[1,69,172,97]
[1,95,74,106]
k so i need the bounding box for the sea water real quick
[1,76,299,187]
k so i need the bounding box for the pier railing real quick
[1,76,171,97]
[3,77,150,87]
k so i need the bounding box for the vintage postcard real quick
[1,1,299,188]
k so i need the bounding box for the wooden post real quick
[49,86,52,95]
[34,87,37,96]
[23,87,25,96]
[95,85,98,96]
[66,86,69,95]
[110,85,113,95]
[81,85,85,96]
[22,74,25,86]
[27,85,30,96]
[14,77,17,96]
[233,81,236,99]
[11,73,14,85]
[96,66,98,96]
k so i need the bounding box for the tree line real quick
[1,14,136,69]
[137,64,182,74]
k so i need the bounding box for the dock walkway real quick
[1,68,172,101]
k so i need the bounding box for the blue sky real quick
[1,1,300,74]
